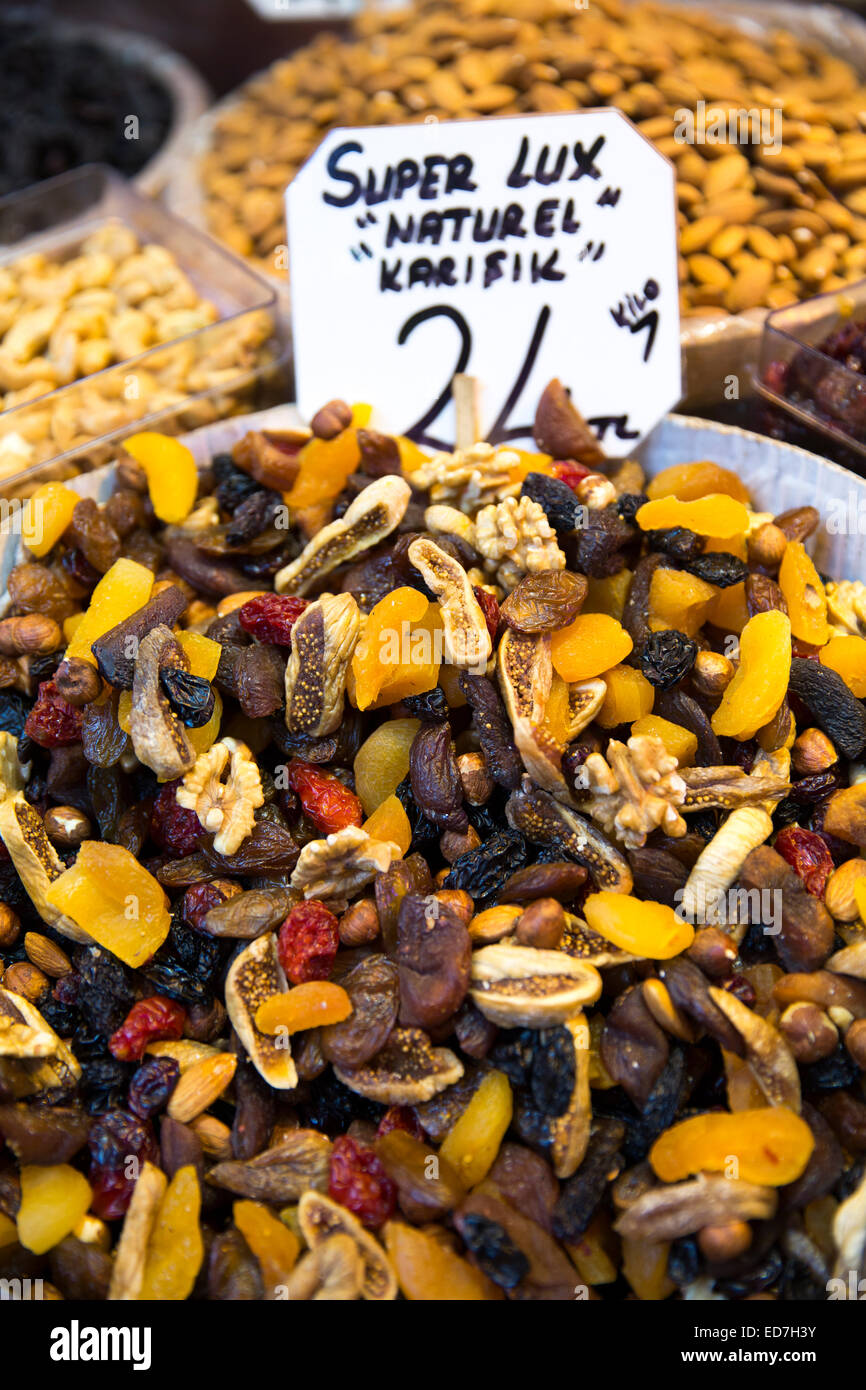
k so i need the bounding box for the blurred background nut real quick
[3,960,49,1002]
[791,728,837,776]
[54,657,103,707]
[0,903,20,949]
[43,805,92,849]
[0,615,62,656]
[457,751,494,806]
[311,399,353,440]
[24,931,72,978]
[515,898,565,949]
[697,1220,752,1262]
[779,1001,838,1063]
[338,898,379,947]
[433,888,474,926]
[685,926,737,979]
[845,1018,866,1071]
[747,523,788,571]
[824,859,866,922]
[690,651,734,701]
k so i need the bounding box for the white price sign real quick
[287,112,681,454]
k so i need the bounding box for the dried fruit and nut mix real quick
[1,378,866,1303]
[197,0,866,316]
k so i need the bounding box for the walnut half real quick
[176,738,263,856]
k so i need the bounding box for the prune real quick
[92,586,188,689]
[128,1057,180,1119]
[443,828,528,902]
[788,658,866,759]
[137,959,212,1006]
[159,668,215,728]
[236,644,285,719]
[646,526,704,562]
[530,1027,576,1116]
[461,1213,529,1289]
[654,688,722,765]
[601,985,669,1108]
[521,472,580,532]
[639,629,698,689]
[640,1047,686,1139]
[569,506,634,578]
[684,552,748,588]
[409,723,467,831]
[321,954,399,1068]
[500,570,587,634]
[402,686,449,722]
[552,1118,625,1241]
[458,674,522,790]
[396,894,471,1029]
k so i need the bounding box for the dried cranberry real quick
[238,593,308,646]
[182,881,230,931]
[151,781,202,857]
[377,1105,424,1140]
[87,1108,159,1218]
[128,1056,180,1119]
[722,974,757,1007]
[287,759,363,835]
[551,459,592,491]
[775,825,835,898]
[89,1166,137,1220]
[473,586,500,644]
[108,996,186,1062]
[277,901,339,984]
[23,680,84,748]
[328,1135,397,1228]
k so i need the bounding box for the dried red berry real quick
[238,593,309,646]
[182,881,230,931]
[328,1135,397,1228]
[775,825,835,898]
[151,781,202,857]
[287,759,363,835]
[89,1166,137,1220]
[24,680,84,748]
[552,459,593,492]
[109,995,186,1062]
[722,974,757,1007]
[377,1105,424,1141]
[473,587,500,645]
[277,901,339,984]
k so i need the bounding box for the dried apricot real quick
[550,613,633,682]
[233,1199,300,1292]
[821,636,866,698]
[583,892,694,958]
[363,795,411,855]
[649,1108,814,1186]
[439,1069,512,1188]
[45,841,171,968]
[596,665,654,728]
[354,718,421,814]
[778,543,830,646]
[286,404,371,512]
[621,1236,675,1301]
[631,714,698,766]
[22,483,78,558]
[648,569,717,637]
[706,581,749,634]
[175,631,222,682]
[255,982,352,1034]
[712,610,792,740]
[350,587,435,710]
[637,494,750,539]
[583,570,632,620]
[17,1164,92,1255]
[65,557,154,665]
[645,461,751,504]
[139,1165,203,1300]
[385,1220,502,1300]
[540,674,576,749]
[124,432,198,525]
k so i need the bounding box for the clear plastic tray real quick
[0,165,290,498]
[754,279,866,462]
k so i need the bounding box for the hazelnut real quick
[515,897,565,949]
[433,888,474,926]
[311,399,353,440]
[698,1221,753,1262]
[845,1018,866,1070]
[791,727,837,775]
[338,897,380,946]
[779,1001,838,1063]
[747,522,788,571]
[3,960,49,1002]
[0,614,62,657]
[439,825,481,864]
[824,859,866,922]
[0,903,20,949]
[686,926,737,979]
[690,650,734,700]
[43,805,92,850]
[457,751,494,806]
[576,473,617,510]
[54,657,103,707]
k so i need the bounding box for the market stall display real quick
[0,383,864,1300]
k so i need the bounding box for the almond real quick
[167,1052,238,1123]
[825,859,866,922]
[23,931,72,978]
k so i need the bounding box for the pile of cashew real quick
[0,223,273,482]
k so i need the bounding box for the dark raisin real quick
[460,1214,529,1289]
[401,687,450,722]
[639,629,698,689]
[394,775,440,852]
[685,552,749,587]
[458,674,522,790]
[409,723,467,831]
[568,507,634,578]
[521,472,580,532]
[645,527,704,562]
[530,1026,575,1116]
[801,1045,861,1094]
[443,828,527,902]
[159,668,215,728]
[616,492,649,525]
[213,455,261,511]
[225,489,281,546]
[552,1118,625,1241]
[127,1056,180,1119]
